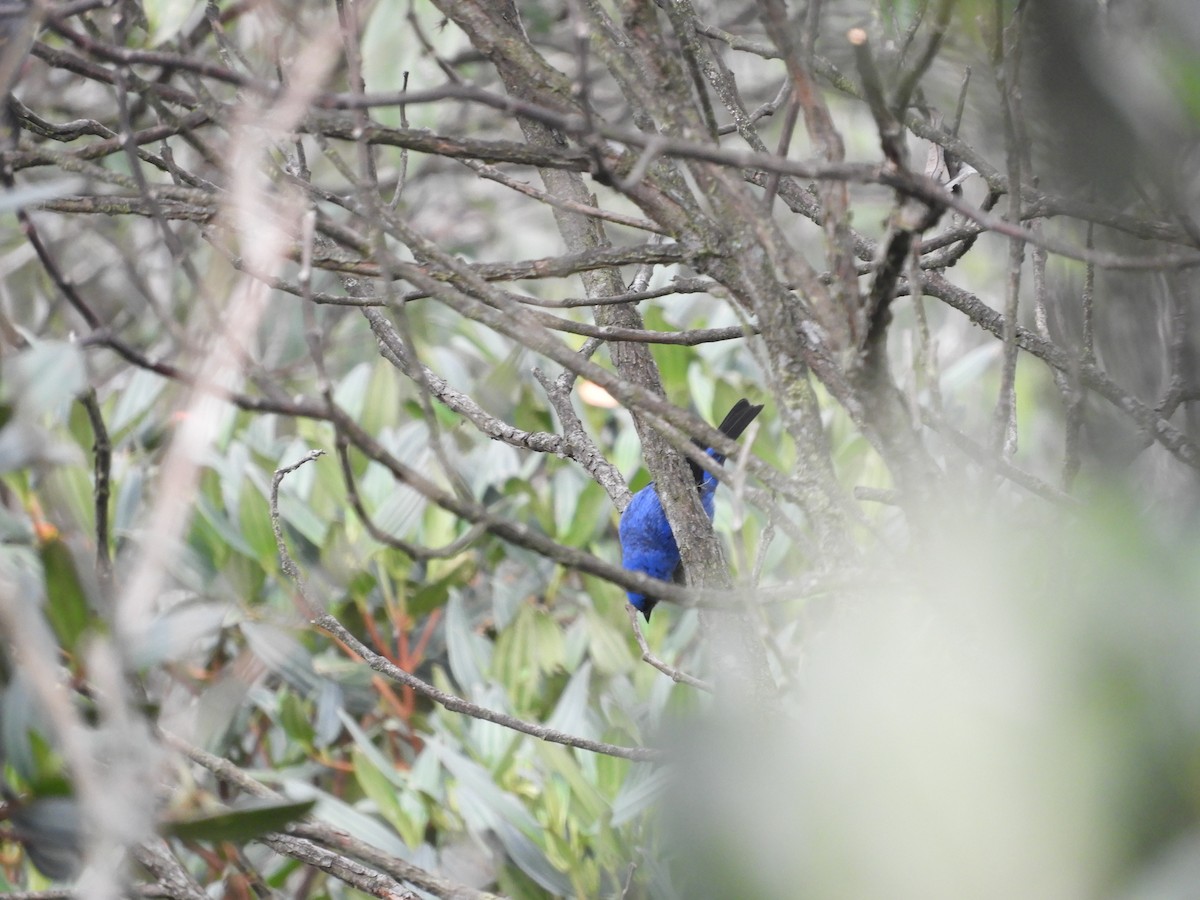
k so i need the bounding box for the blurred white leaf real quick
[143,0,204,46]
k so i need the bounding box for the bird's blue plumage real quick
[618,400,762,620]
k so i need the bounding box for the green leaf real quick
[561,479,607,548]
[493,605,541,703]
[42,464,93,534]
[361,359,404,436]
[351,747,426,846]
[410,555,473,617]
[278,491,328,548]
[38,537,93,652]
[238,478,277,565]
[163,798,316,843]
[536,742,608,825]
[529,606,566,675]
[194,494,257,559]
[278,690,315,748]
[585,610,633,677]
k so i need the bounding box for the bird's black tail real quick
[716,398,764,442]
[691,398,763,481]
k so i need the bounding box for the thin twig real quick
[623,604,714,692]
[317,614,663,762]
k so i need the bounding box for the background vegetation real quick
[2,0,1200,897]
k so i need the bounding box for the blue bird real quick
[618,399,763,620]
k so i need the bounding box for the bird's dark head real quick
[628,593,656,621]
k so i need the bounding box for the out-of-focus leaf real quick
[361,0,465,130]
[585,610,633,677]
[241,411,277,458]
[562,479,608,548]
[594,741,631,803]
[0,502,31,544]
[42,465,93,536]
[0,178,85,214]
[468,440,523,498]
[2,340,86,419]
[278,690,315,748]
[610,764,670,826]
[362,359,404,436]
[393,789,431,852]
[113,464,144,535]
[281,781,410,858]
[612,421,643,489]
[163,798,315,842]
[687,362,717,424]
[436,742,538,832]
[360,422,436,542]
[333,362,372,421]
[356,421,433,542]
[315,656,379,716]
[215,440,248,522]
[410,555,473,617]
[544,662,592,738]
[368,476,428,546]
[11,796,83,881]
[445,748,577,892]
[489,550,551,629]
[445,591,489,694]
[128,600,225,668]
[494,819,574,896]
[643,309,692,405]
[492,605,538,701]
[468,685,520,765]
[340,709,404,786]
[552,468,582,540]
[190,674,253,752]
[109,369,167,436]
[312,678,345,747]
[0,541,42,609]
[0,420,79,472]
[351,746,424,846]
[278,491,328,548]
[240,622,321,695]
[143,0,203,45]
[38,536,92,652]
[940,342,1001,398]
[435,743,568,892]
[195,494,257,559]
[536,742,608,825]
[237,478,277,565]
[562,614,590,672]
[530,606,565,676]
[408,745,445,801]
[1,675,48,782]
